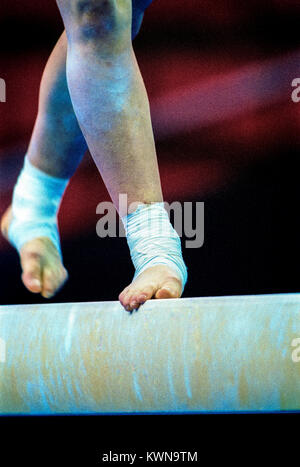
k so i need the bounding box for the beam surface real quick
[0,294,300,415]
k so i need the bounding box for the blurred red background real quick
[0,0,300,304]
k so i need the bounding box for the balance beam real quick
[0,294,299,415]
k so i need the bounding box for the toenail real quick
[138,294,147,303]
[31,279,41,287]
[43,291,53,299]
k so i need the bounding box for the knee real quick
[68,0,132,44]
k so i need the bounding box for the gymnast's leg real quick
[1,32,86,298]
[56,0,186,310]
[2,1,187,308]
[1,5,146,299]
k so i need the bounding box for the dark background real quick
[0,1,299,461]
[1,0,300,305]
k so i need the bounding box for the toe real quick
[20,249,42,294]
[130,302,138,311]
[155,277,182,299]
[118,285,130,304]
[41,267,56,298]
[120,288,141,312]
[128,291,143,310]
[122,290,135,311]
[135,285,155,305]
[42,266,67,299]
[127,284,156,311]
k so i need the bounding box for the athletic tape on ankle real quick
[8,157,68,257]
[122,203,188,290]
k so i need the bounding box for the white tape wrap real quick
[8,157,68,257]
[122,203,188,290]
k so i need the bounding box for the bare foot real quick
[119,264,182,312]
[1,206,68,298]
